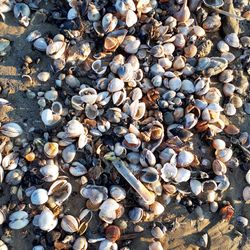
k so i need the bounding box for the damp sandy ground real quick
[0,9,250,250]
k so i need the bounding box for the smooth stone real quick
[244,103,250,114]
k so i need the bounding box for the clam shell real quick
[31,188,48,205]
[0,240,7,250]
[80,185,108,205]
[246,170,250,185]
[110,185,126,202]
[99,240,118,250]
[177,151,194,167]
[40,163,59,182]
[26,30,41,42]
[37,72,50,82]
[129,100,146,120]
[46,41,66,60]
[190,179,202,195]
[160,163,178,182]
[66,75,81,88]
[67,7,77,20]
[108,78,124,93]
[225,33,240,48]
[38,207,58,232]
[215,148,233,162]
[69,162,87,177]
[126,10,137,27]
[61,215,79,233]
[41,109,60,126]
[128,207,143,223]
[62,144,76,163]
[73,237,88,250]
[149,242,163,250]
[212,139,226,150]
[9,211,29,230]
[0,122,23,137]
[6,169,23,185]
[99,198,120,223]
[44,142,59,158]
[65,120,85,138]
[243,186,250,201]
[149,201,165,216]
[102,13,118,33]
[174,168,191,183]
[140,167,159,184]
[33,38,48,51]
[151,226,164,239]
[2,152,19,170]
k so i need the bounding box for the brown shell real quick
[224,124,240,135]
[105,225,121,242]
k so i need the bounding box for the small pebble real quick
[244,103,250,114]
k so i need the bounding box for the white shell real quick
[99,198,119,223]
[26,30,41,42]
[9,211,29,230]
[246,170,250,185]
[40,163,59,182]
[38,207,58,231]
[65,120,85,138]
[108,78,124,92]
[110,185,126,202]
[126,10,137,27]
[212,139,226,150]
[62,144,76,163]
[174,168,191,183]
[31,188,48,205]
[33,38,48,51]
[66,75,81,88]
[98,240,118,250]
[177,151,194,167]
[44,90,58,101]
[149,241,163,250]
[46,41,66,60]
[160,163,178,182]
[69,162,87,176]
[37,72,50,82]
[67,8,78,20]
[61,215,79,233]
[0,240,8,250]
[0,122,23,137]
[217,40,229,53]
[190,179,202,195]
[41,109,60,126]
[73,237,88,250]
[225,33,240,48]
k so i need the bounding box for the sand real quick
[0,6,250,250]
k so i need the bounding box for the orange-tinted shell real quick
[25,152,36,162]
[105,225,121,242]
[220,204,234,221]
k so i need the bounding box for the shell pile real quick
[0,0,250,249]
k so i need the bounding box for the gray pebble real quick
[244,103,250,114]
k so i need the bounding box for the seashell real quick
[163,43,175,55]
[126,10,137,27]
[127,152,140,164]
[61,215,79,233]
[32,246,44,250]
[26,30,41,42]
[38,207,58,232]
[212,159,227,175]
[123,37,141,54]
[203,0,224,7]
[174,0,190,23]
[73,237,88,250]
[140,149,156,167]
[202,14,221,32]
[98,240,118,250]
[51,102,63,115]
[0,240,8,250]
[190,179,202,195]
[46,41,66,60]
[158,57,172,70]
[223,83,235,96]
[104,29,127,52]
[118,63,134,82]
[106,158,155,205]
[48,180,72,205]
[31,188,48,205]
[225,33,240,48]
[181,79,195,93]
[177,151,194,167]
[123,133,141,150]
[219,70,234,83]
[67,8,77,20]
[65,75,80,88]
[102,13,118,33]
[215,148,233,162]
[9,211,29,230]
[128,207,144,223]
[173,55,186,70]
[184,113,198,129]
[44,142,59,158]
[151,226,164,239]
[110,185,126,202]
[110,54,125,74]
[69,162,87,177]
[159,148,177,164]
[168,77,182,91]
[37,72,50,82]
[0,166,4,184]
[224,103,236,116]
[62,144,76,163]
[105,225,121,242]
[80,185,108,205]
[92,60,107,75]
[149,241,163,250]
[115,0,136,15]
[195,78,210,95]
[108,78,124,93]
[243,186,250,201]
[97,91,111,106]
[65,120,85,138]
[212,139,226,150]
[87,3,100,21]
[217,40,230,53]
[184,44,197,57]
[140,167,159,184]
[204,57,228,76]
[149,201,165,216]
[0,122,23,137]
[13,3,30,18]
[40,162,59,182]
[150,45,165,58]
[41,109,60,126]
[112,90,127,106]
[197,233,208,248]
[210,201,219,213]
[214,175,230,191]
[160,163,178,182]
[246,170,250,185]
[174,168,191,183]
[204,87,222,104]
[6,169,24,185]
[33,38,48,51]
[236,216,248,227]
[99,198,120,223]
[150,63,165,76]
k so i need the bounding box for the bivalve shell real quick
[31,188,48,205]
[177,151,194,167]
[61,215,79,233]
[9,211,29,230]
[0,122,23,137]
[190,179,202,195]
[174,168,191,182]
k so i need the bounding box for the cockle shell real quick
[190,179,202,195]
[31,188,48,205]
[38,207,58,232]
[48,180,72,205]
[0,122,23,137]
[225,33,240,48]
[126,9,138,27]
[110,186,126,202]
[102,13,118,33]
[62,144,76,163]
[44,142,59,158]
[61,215,79,233]
[37,72,50,82]
[41,109,61,126]
[73,237,88,250]
[129,100,146,120]
[80,185,108,205]
[66,75,81,88]
[46,41,66,59]
[9,211,29,230]
[174,168,191,182]
[160,163,178,182]
[40,162,59,182]
[98,240,118,250]
[108,78,125,92]
[99,198,120,224]
[177,151,194,167]
[33,38,47,51]
[65,120,85,138]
